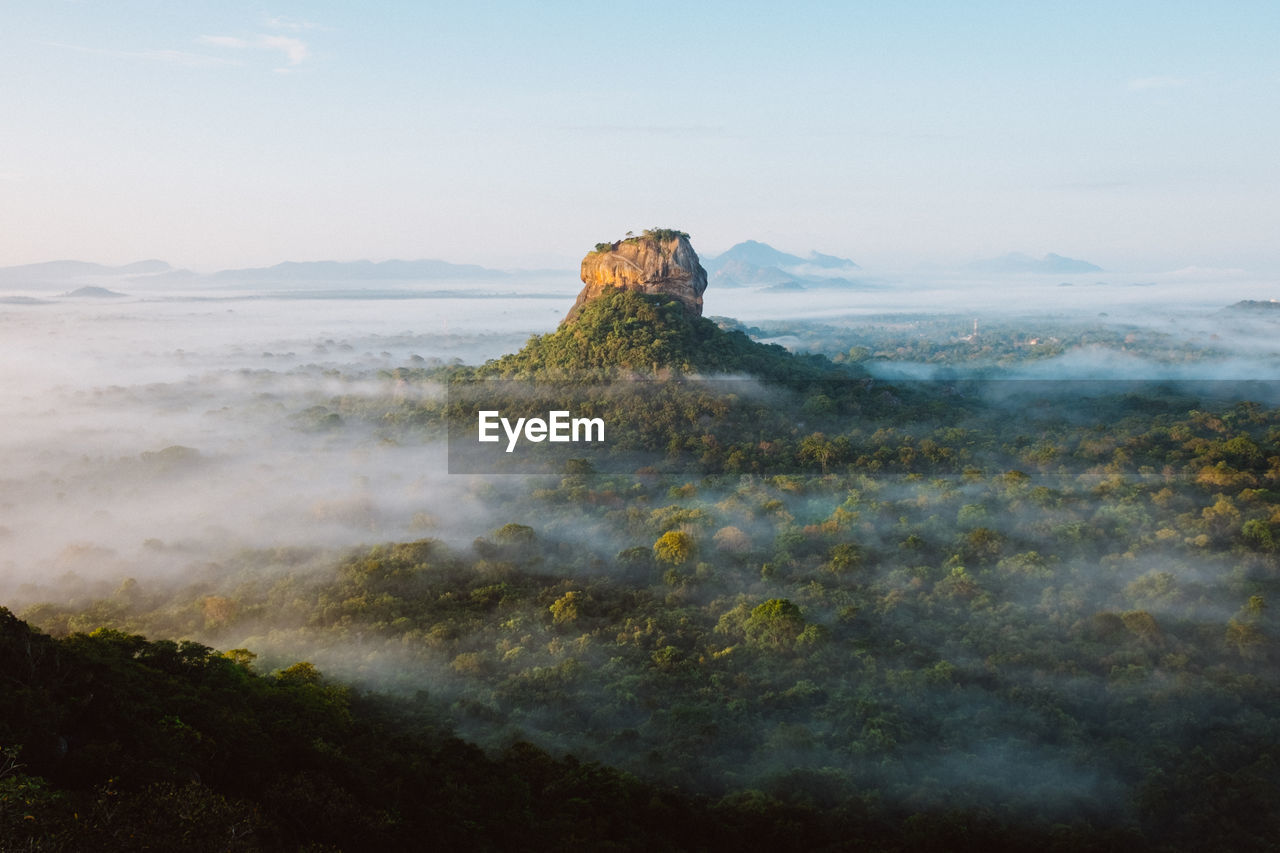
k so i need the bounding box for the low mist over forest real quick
[7,0,1280,846]
[4,246,1280,849]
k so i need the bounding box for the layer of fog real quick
[5,272,1276,821]
[0,291,562,594]
[4,267,1277,596]
[705,266,1277,322]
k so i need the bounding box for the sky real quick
[1,1,1278,272]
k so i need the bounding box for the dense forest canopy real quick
[6,287,1280,850]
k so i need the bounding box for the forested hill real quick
[480,287,844,379]
[0,606,781,851]
[0,606,1137,852]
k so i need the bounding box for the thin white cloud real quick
[1126,76,1190,92]
[264,15,328,32]
[43,41,240,67]
[1053,180,1133,191]
[144,48,241,67]
[261,35,308,66]
[198,35,251,49]
[563,124,728,138]
[197,33,310,70]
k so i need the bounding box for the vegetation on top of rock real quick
[637,227,690,242]
[592,229,692,254]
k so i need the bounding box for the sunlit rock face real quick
[565,230,708,323]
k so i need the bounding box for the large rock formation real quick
[564,229,708,324]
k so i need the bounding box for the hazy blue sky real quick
[2,1,1277,271]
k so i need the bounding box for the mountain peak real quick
[566,228,707,323]
[966,252,1102,274]
[704,240,859,276]
[0,259,172,290]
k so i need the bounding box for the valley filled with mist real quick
[8,0,1280,847]
[2,263,1276,586]
[4,257,1280,850]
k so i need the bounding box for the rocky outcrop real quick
[565,230,708,323]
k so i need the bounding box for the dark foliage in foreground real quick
[2,606,1152,851]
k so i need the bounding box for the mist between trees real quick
[5,291,1280,847]
[14,375,1280,846]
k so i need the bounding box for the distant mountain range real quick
[965,252,1102,274]
[213,259,507,281]
[0,260,171,289]
[0,257,514,291]
[702,240,872,291]
[2,245,867,293]
[0,245,1113,293]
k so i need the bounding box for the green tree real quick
[494,523,536,545]
[799,432,837,473]
[826,542,862,575]
[744,598,805,650]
